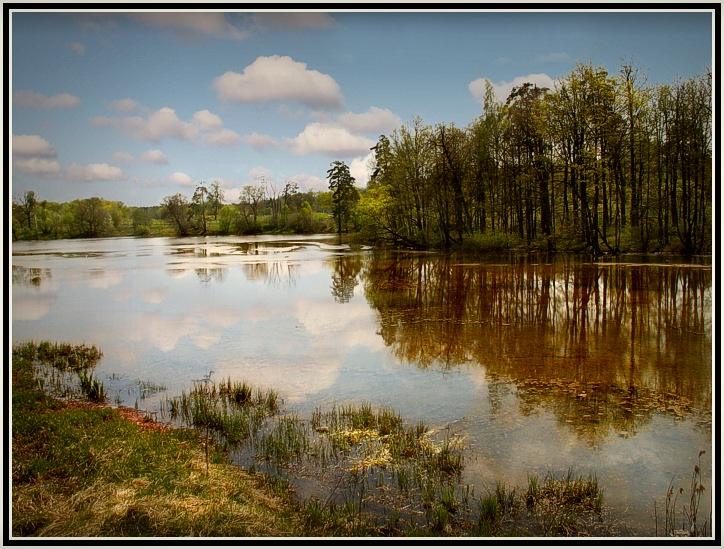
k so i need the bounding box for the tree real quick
[74,197,111,237]
[239,185,265,230]
[327,161,359,234]
[162,193,192,236]
[193,183,209,235]
[209,181,224,220]
[19,191,37,236]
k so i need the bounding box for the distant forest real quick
[13,63,711,255]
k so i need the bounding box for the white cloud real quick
[140,149,169,164]
[14,158,62,176]
[12,134,56,158]
[287,122,374,157]
[92,107,198,142]
[213,55,343,108]
[12,134,123,181]
[292,173,328,193]
[65,163,125,182]
[14,90,80,109]
[109,98,139,113]
[131,13,248,40]
[169,171,194,186]
[337,107,401,134]
[242,132,279,151]
[350,152,375,186]
[113,151,134,163]
[468,73,556,103]
[247,166,273,182]
[204,128,240,146]
[69,42,86,56]
[251,12,335,29]
[192,109,223,129]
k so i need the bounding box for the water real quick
[11,235,712,535]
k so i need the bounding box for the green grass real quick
[11,345,301,537]
[12,341,623,538]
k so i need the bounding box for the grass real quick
[11,346,301,537]
[12,341,627,538]
[163,378,280,447]
[655,450,709,537]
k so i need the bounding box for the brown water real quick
[11,235,713,535]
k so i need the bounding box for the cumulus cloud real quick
[350,152,375,186]
[192,109,223,129]
[247,166,274,182]
[242,132,279,151]
[93,106,238,148]
[13,134,57,158]
[287,122,374,157]
[65,163,125,182]
[337,107,401,134]
[14,90,80,109]
[290,173,328,192]
[468,73,556,103]
[109,98,139,113]
[12,134,122,181]
[92,107,198,142]
[140,149,169,164]
[169,171,194,186]
[213,55,343,109]
[131,13,248,40]
[113,151,134,163]
[14,158,62,176]
[251,12,335,29]
[69,42,86,55]
[204,128,241,146]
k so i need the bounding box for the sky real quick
[10,10,713,206]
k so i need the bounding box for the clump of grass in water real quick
[14,341,106,403]
[166,379,280,447]
[655,450,709,537]
[78,371,106,403]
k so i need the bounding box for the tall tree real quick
[327,161,359,234]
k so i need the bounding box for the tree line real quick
[355,63,711,255]
[13,63,711,254]
[11,183,336,240]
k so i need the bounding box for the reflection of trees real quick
[363,253,712,444]
[241,261,299,287]
[195,267,225,285]
[12,265,52,287]
[329,254,363,303]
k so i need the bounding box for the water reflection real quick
[363,254,711,444]
[329,254,363,303]
[12,265,52,287]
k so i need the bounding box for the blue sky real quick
[11,10,713,206]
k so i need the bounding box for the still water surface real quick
[12,235,712,535]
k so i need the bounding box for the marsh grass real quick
[14,341,106,404]
[11,348,299,537]
[655,450,709,537]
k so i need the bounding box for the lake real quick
[11,235,712,535]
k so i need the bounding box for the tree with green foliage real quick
[162,193,192,236]
[327,161,359,234]
[193,184,209,235]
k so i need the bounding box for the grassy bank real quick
[11,343,301,537]
[11,342,636,538]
